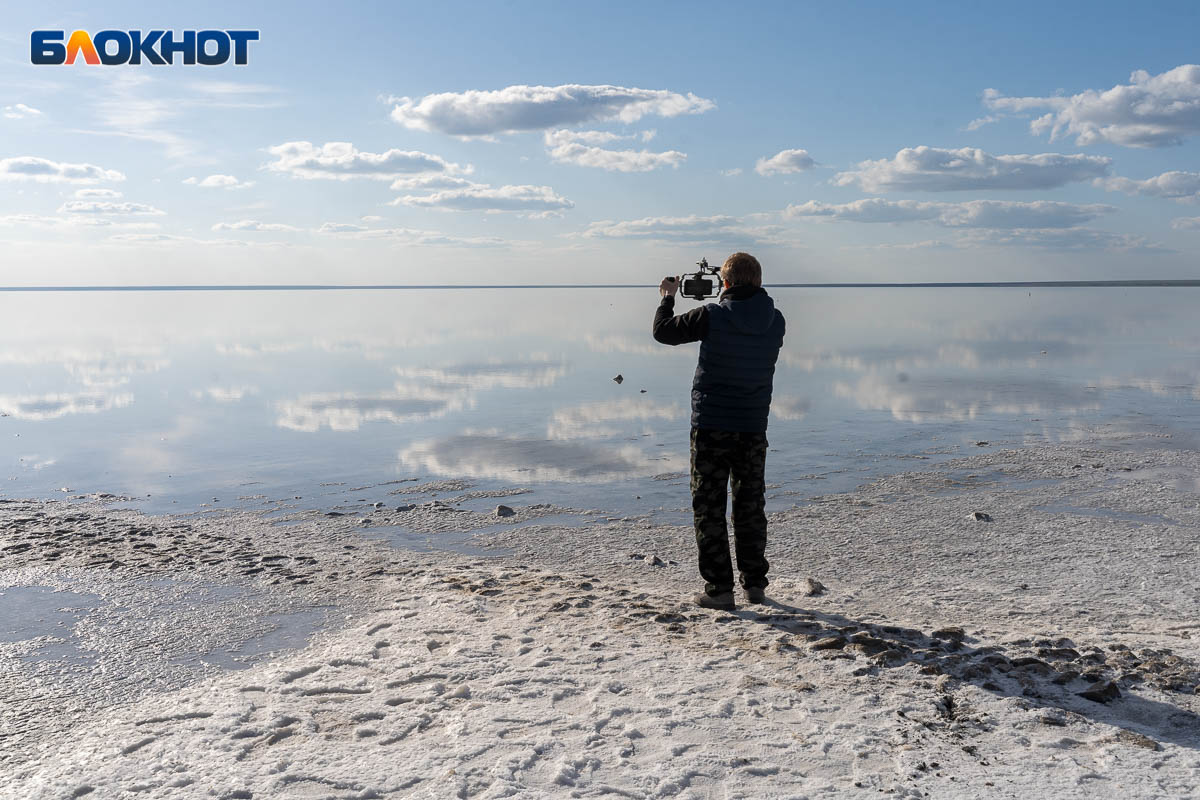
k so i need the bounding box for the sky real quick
[2,0,1200,286]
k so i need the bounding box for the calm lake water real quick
[2,287,1199,518]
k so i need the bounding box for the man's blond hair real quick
[721,252,762,288]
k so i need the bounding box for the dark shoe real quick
[744,586,768,604]
[694,590,735,610]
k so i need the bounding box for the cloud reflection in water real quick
[277,386,470,432]
[834,374,1100,423]
[393,358,567,389]
[399,432,678,482]
[547,397,682,439]
[0,392,133,421]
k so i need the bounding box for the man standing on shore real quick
[652,253,786,610]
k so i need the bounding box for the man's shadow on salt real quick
[726,596,1200,751]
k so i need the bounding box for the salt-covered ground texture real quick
[3,439,1200,798]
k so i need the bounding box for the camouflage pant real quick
[690,428,769,595]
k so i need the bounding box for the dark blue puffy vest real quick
[691,287,785,432]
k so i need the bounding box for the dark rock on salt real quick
[803,577,827,597]
[932,626,965,642]
[847,633,891,655]
[1078,680,1121,703]
[810,637,845,651]
[612,374,624,384]
[495,505,515,518]
[1111,730,1161,751]
[968,511,993,522]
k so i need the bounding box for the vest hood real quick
[718,287,777,336]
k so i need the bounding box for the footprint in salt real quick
[280,664,321,684]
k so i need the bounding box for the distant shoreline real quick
[2,280,1200,292]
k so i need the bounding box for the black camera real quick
[680,257,721,301]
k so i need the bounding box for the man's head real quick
[720,252,762,289]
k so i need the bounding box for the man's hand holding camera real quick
[659,276,680,298]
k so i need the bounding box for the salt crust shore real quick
[3,438,1200,798]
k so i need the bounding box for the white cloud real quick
[0,214,111,228]
[388,174,475,192]
[755,148,815,176]
[0,213,156,232]
[58,201,165,216]
[983,64,1200,148]
[581,214,740,240]
[787,199,941,224]
[543,129,686,172]
[106,233,284,247]
[389,84,715,137]
[4,103,42,119]
[184,174,255,190]
[949,201,1113,230]
[74,188,123,199]
[186,80,283,108]
[1097,171,1200,203]
[583,212,739,237]
[108,233,192,243]
[844,239,956,252]
[550,129,625,145]
[392,182,574,215]
[317,223,512,247]
[83,72,194,160]
[0,156,124,184]
[1171,217,1200,230]
[833,146,1110,192]
[720,168,743,177]
[959,227,1164,252]
[212,220,301,232]
[964,114,1000,132]
[318,222,368,233]
[786,199,1115,228]
[580,214,781,244]
[265,141,468,180]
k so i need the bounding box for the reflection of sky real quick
[547,397,682,439]
[399,432,677,482]
[0,391,133,421]
[2,287,1200,511]
[277,388,470,432]
[834,374,1100,423]
[393,359,567,389]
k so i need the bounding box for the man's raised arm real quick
[653,276,708,345]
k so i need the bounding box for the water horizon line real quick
[2,279,1200,292]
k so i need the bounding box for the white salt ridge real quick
[3,439,1200,797]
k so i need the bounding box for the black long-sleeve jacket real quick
[653,286,786,432]
[652,295,708,344]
